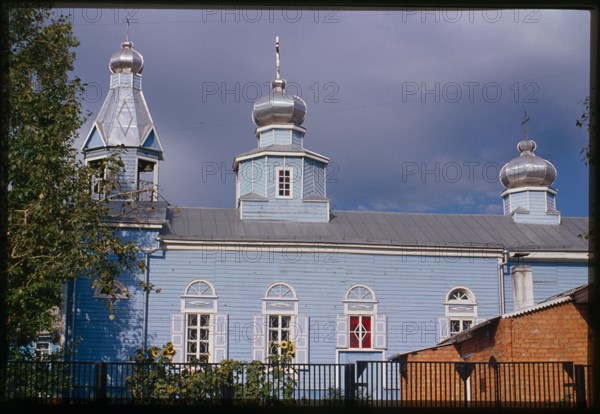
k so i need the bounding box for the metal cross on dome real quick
[124,17,131,42]
[521,111,530,140]
[275,36,280,80]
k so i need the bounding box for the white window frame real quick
[185,313,211,363]
[263,283,298,359]
[348,314,373,350]
[443,286,478,338]
[275,166,293,199]
[92,280,130,300]
[344,285,376,350]
[254,282,308,363]
[180,280,219,362]
[267,314,293,358]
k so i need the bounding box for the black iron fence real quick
[3,360,594,407]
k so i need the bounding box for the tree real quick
[6,7,143,350]
[576,96,594,166]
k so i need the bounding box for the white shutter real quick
[374,314,387,349]
[438,317,450,341]
[336,314,348,349]
[293,316,309,363]
[252,315,266,362]
[213,314,228,362]
[171,314,184,363]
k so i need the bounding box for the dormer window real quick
[276,167,293,199]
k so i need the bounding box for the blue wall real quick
[145,250,501,363]
[66,229,159,361]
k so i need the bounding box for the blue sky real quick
[64,7,590,217]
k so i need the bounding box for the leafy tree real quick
[5,7,143,349]
[576,96,594,166]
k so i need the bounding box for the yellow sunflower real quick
[287,342,296,355]
[280,340,288,350]
[150,346,159,358]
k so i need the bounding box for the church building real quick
[65,36,589,364]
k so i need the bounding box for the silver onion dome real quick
[252,78,307,127]
[499,139,557,189]
[109,41,144,74]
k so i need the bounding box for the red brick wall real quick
[459,301,590,364]
[397,300,591,404]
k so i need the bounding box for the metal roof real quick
[161,207,588,251]
[106,201,168,225]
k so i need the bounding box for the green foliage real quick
[124,343,301,405]
[5,347,72,402]
[7,7,144,346]
[576,96,593,166]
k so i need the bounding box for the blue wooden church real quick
[64,37,589,364]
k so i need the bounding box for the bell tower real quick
[81,30,163,201]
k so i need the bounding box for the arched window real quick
[183,280,217,299]
[177,280,221,363]
[93,280,130,300]
[262,283,297,358]
[443,287,478,337]
[253,282,308,363]
[337,285,386,351]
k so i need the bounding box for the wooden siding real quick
[259,130,274,147]
[503,261,587,311]
[274,129,292,145]
[241,199,329,221]
[66,229,160,361]
[240,156,329,222]
[292,130,303,147]
[511,191,560,225]
[239,158,267,197]
[68,233,588,363]
[144,252,502,363]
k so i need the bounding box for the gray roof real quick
[161,207,588,251]
[106,201,168,225]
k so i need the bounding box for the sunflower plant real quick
[126,342,179,401]
[266,340,297,401]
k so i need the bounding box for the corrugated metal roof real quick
[501,283,589,319]
[161,207,589,251]
[501,296,572,319]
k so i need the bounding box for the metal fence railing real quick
[3,360,594,407]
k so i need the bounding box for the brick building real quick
[388,284,591,405]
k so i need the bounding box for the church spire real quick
[275,35,280,80]
[233,37,330,222]
[252,36,306,128]
[81,29,163,201]
[499,113,559,224]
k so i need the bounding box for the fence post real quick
[94,362,107,404]
[344,363,355,405]
[574,365,586,408]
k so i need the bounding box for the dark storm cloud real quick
[69,8,589,217]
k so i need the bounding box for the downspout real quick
[497,249,509,315]
[141,244,161,351]
[70,279,76,361]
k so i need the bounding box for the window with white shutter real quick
[339,285,386,351]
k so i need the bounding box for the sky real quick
[61,7,590,217]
